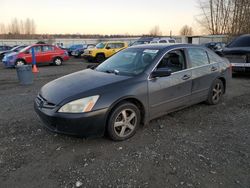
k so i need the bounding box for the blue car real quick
[71,44,95,58]
[67,44,85,56]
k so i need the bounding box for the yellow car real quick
[83,41,128,63]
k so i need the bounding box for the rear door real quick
[42,45,55,63]
[187,48,220,103]
[28,46,43,63]
[148,49,192,119]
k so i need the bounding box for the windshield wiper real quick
[105,69,119,75]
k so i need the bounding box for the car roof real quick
[129,43,201,50]
[105,41,126,43]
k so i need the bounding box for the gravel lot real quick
[0,59,250,188]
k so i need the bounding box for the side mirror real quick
[151,68,171,78]
[106,46,111,50]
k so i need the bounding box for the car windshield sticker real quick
[143,49,159,54]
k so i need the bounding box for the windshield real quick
[227,36,250,48]
[12,45,26,52]
[96,48,160,76]
[96,42,106,49]
[20,46,31,53]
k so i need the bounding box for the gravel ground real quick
[0,59,250,188]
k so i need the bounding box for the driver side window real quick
[157,49,186,73]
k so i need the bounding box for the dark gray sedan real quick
[34,44,231,141]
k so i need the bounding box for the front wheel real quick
[95,54,105,63]
[207,79,224,105]
[53,57,62,66]
[107,102,141,141]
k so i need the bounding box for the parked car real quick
[203,42,226,56]
[83,41,128,63]
[67,44,85,56]
[71,44,95,58]
[2,44,69,67]
[0,45,12,53]
[132,37,176,46]
[222,34,250,73]
[0,45,27,61]
[34,44,231,141]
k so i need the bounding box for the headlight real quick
[58,95,99,113]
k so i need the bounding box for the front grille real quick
[225,55,247,63]
[36,94,56,109]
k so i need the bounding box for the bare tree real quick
[9,18,20,35]
[0,23,6,34]
[30,19,36,34]
[149,25,162,36]
[197,0,250,35]
[197,0,233,35]
[180,25,193,36]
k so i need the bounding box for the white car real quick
[150,37,176,44]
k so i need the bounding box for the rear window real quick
[43,46,54,52]
[228,36,250,47]
[187,48,209,67]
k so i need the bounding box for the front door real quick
[105,43,116,58]
[148,49,192,119]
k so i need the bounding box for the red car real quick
[2,44,69,67]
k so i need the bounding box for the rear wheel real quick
[53,57,62,66]
[95,54,105,63]
[207,79,224,105]
[15,59,26,66]
[107,102,141,141]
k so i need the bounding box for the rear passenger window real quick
[43,46,54,52]
[187,48,209,67]
[169,40,176,43]
[159,40,167,43]
[106,43,116,49]
[115,43,125,48]
[207,52,222,64]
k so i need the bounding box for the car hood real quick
[223,47,250,55]
[5,51,17,57]
[40,69,131,105]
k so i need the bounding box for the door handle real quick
[182,75,191,80]
[211,66,218,71]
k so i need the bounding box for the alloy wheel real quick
[16,61,25,66]
[114,109,137,138]
[55,58,62,66]
[212,83,223,103]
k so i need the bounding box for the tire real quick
[95,54,105,63]
[206,79,224,105]
[15,59,26,66]
[107,102,141,141]
[53,57,62,66]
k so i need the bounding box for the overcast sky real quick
[0,0,201,35]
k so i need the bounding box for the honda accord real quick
[34,44,231,141]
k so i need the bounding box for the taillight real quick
[229,63,232,74]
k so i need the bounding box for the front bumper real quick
[2,59,15,67]
[34,101,108,137]
[231,63,250,72]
